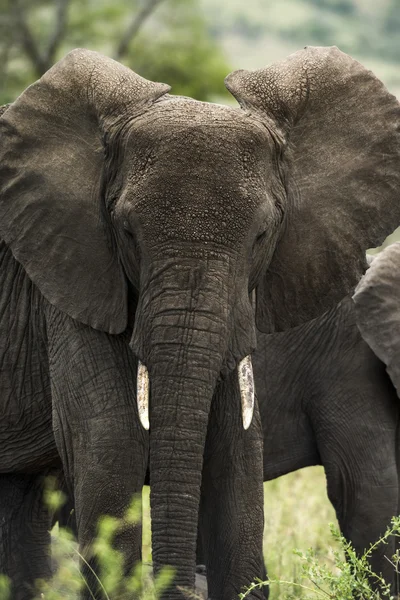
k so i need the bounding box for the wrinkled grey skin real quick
[62,252,400,598]
[255,280,400,593]
[1,47,400,600]
[196,253,400,595]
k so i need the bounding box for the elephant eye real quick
[256,230,267,243]
[252,226,268,263]
[254,223,268,247]
[123,220,134,239]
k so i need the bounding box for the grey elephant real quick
[1,46,400,600]
[248,251,399,594]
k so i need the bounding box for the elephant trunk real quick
[148,336,221,597]
[131,255,255,597]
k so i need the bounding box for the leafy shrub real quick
[1,481,400,599]
[242,517,400,600]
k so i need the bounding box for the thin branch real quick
[114,0,169,61]
[9,0,70,77]
[43,0,70,68]
[10,0,47,76]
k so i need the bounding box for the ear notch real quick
[0,49,170,333]
[226,46,400,332]
[353,243,400,395]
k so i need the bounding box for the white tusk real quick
[137,360,150,430]
[238,355,255,430]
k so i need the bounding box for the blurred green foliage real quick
[200,0,400,96]
[0,576,9,600]
[201,0,398,57]
[3,1,400,105]
[34,491,174,599]
[242,518,400,599]
[0,0,231,104]
[127,1,231,101]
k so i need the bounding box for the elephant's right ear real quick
[0,49,170,334]
[226,46,400,332]
[353,243,400,395]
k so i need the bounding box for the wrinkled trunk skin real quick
[132,255,238,598]
[150,339,222,596]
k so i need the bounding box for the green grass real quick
[37,466,340,598]
[136,466,340,597]
[263,467,340,598]
[5,465,399,599]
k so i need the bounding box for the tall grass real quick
[263,466,339,598]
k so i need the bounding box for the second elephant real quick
[254,247,400,593]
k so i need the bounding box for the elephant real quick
[1,46,400,600]
[250,250,400,594]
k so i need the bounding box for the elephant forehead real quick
[129,190,270,250]
[115,97,276,247]
[126,95,273,169]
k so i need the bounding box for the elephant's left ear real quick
[353,243,400,395]
[0,49,170,334]
[226,46,400,332]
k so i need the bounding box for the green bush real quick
[33,494,175,600]
[2,475,400,599]
[242,517,400,600]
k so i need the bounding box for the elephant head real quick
[353,243,400,395]
[1,47,400,595]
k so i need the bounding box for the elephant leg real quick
[198,378,267,600]
[54,408,148,600]
[325,459,398,591]
[196,519,267,599]
[317,389,399,594]
[46,307,149,599]
[65,422,146,599]
[0,472,52,600]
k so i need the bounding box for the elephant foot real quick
[195,564,269,599]
[195,565,208,598]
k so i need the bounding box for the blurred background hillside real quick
[2,0,400,105]
[203,0,400,97]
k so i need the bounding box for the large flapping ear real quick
[225,46,400,332]
[0,49,170,333]
[353,243,400,395]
